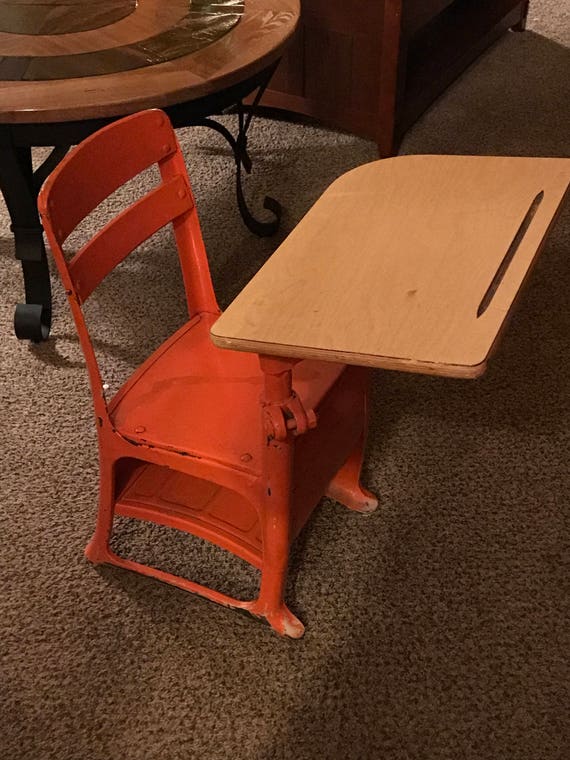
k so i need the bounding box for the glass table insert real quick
[0,0,245,79]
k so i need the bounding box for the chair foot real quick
[84,536,113,565]
[250,602,305,638]
[326,479,378,513]
[325,443,378,513]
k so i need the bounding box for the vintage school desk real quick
[39,110,569,637]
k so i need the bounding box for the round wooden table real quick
[0,0,299,340]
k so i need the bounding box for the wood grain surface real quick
[211,155,570,378]
[0,0,136,35]
[0,0,183,55]
[0,0,299,122]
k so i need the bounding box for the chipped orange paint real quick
[38,109,378,637]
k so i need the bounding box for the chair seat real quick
[108,312,346,474]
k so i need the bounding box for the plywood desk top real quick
[211,155,570,378]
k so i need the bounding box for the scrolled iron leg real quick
[233,102,281,237]
[0,142,65,341]
[193,112,282,238]
[234,157,281,238]
[14,254,52,342]
[188,62,282,237]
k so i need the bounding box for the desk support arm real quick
[259,355,317,441]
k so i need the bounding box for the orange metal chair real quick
[38,109,376,638]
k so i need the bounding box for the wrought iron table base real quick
[0,64,280,342]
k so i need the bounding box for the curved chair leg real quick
[325,432,378,513]
[249,436,305,638]
[258,602,305,639]
[85,456,116,564]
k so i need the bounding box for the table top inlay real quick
[0,0,244,80]
[0,0,136,35]
[0,0,299,124]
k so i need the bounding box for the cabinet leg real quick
[512,1,529,31]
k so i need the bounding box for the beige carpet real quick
[1,3,569,759]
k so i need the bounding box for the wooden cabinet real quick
[261,0,529,155]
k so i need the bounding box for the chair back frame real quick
[38,109,219,423]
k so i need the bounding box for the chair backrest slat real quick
[38,109,220,422]
[69,174,194,304]
[45,110,179,244]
